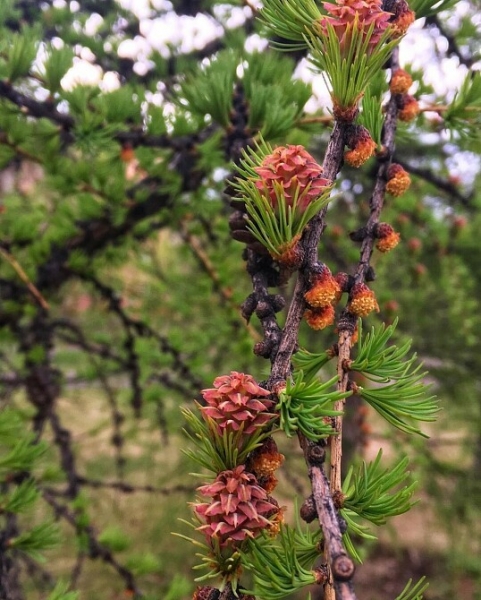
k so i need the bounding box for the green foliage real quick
[395,577,429,600]
[174,523,242,589]
[241,524,319,599]
[409,0,458,18]
[292,348,335,380]
[443,72,481,140]
[277,371,348,440]
[243,52,312,139]
[260,0,322,49]
[125,552,162,575]
[182,407,272,473]
[9,521,60,561]
[179,51,237,127]
[98,526,131,552]
[306,23,399,111]
[358,85,385,147]
[340,449,417,560]
[350,320,439,436]
[47,581,79,600]
[342,450,416,526]
[1,479,39,514]
[40,45,75,94]
[1,27,38,82]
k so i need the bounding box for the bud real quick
[304,305,336,330]
[386,163,411,197]
[304,265,341,308]
[397,94,420,122]
[347,282,379,317]
[407,237,422,253]
[374,222,401,253]
[344,125,377,168]
[248,438,284,477]
[389,0,415,37]
[390,68,413,95]
[254,145,331,213]
[192,587,219,600]
[272,236,305,269]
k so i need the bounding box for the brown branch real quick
[300,438,356,599]
[0,80,74,130]
[268,121,348,385]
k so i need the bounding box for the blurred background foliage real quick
[0,0,480,599]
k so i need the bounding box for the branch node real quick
[306,444,326,466]
[332,554,355,582]
[300,495,317,523]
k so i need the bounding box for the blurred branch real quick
[180,219,262,343]
[425,15,475,68]
[42,489,142,597]
[74,477,195,495]
[396,157,474,207]
[0,248,49,310]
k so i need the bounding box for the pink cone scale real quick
[194,466,280,547]
[254,145,331,213]
[318,0,392,55]
[201,372,274,434]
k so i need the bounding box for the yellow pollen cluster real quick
[344,137,377,168]
[304,305,336,330]
[376,230,401,252]
[386,164,411,197]
[398,96,420,122]
[304,276,341,308]
[390,69,413,95]
[348,285,379,317]
[252,452,285,477]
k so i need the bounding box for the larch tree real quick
[0,1,480,600]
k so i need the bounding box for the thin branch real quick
[74,477,194,495]
[300,437,357,598]
[41,489,142,598]
[268,120,348,385]
[180,219,262,343]
[396,157,474,208]
[82,274,203,394]
[425,15,475,68]
[0,248,49,310]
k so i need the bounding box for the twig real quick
[180,219,262,343]
[268,120,347,384]
[396,157,474,208]
[300,438,356,599]
[74,477,194,495]
[0,248,49,310]
[425,15,475,68]
[42,489,142,598]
